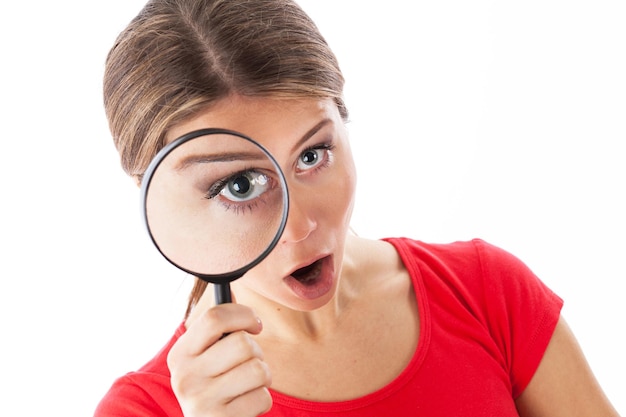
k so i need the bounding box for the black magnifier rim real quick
[140,128,289,285]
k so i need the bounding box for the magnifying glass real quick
[140,128,289,305]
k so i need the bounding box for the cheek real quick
[233,266,275,295]
[325,156,357,221]
[333,173,356,221]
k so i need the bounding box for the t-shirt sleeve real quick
[94,323,186,417]
[472,239,564,398]
[93,373,181,417]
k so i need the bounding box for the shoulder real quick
[386,237,564,396]
[384,236,509,265]
[343,236,413,295]
[94,372,181,417]
[384,237,553,293]
[94,324,186,417]
[345,236,520,293]
[390,237,562,310]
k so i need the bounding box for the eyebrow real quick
[290,119,333,154]
[174,118,333,171]
[174,152,266,172]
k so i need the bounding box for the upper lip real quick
[284,254,331,278]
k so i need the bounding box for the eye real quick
[296,144,333,172]
[207,170,270,203]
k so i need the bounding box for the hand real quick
[167,303,272,417]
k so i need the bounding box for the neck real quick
[235,280,358,342]
[186,250,359,343]
[186,236,364,343]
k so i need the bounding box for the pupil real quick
[231,176,251,195]
[303,150,317,164]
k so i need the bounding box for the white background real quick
[0,1,624,415]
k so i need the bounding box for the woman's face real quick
[165,96,357,311]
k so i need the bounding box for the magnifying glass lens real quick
[142,130,288,282]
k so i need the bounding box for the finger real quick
[217,357,273,402]
[178,304,263,356]
[173,356,272,416]
[181,386,273,417]
[225,386,273,417]
[189,330,265,377]
[167,303,266,413]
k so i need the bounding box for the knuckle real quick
[181,401,219,417]
[201,306,224,327]
[225,387,273,417]
[259,388,273,413]
[232,332,258,357]
[166,345,182,369]
[169,372,192,397]
[252,387,273,414]
[248,358,272,385]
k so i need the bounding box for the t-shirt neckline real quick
[269,237,432,412]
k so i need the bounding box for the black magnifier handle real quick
[215,283,233,339]
[214,283,233,305]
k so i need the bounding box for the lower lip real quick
[283,256,334,300]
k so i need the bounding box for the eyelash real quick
[205,171,242,200]
[298,142,335,173]
[199,141,335,214]
[204,169,268,214]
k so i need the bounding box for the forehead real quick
[165,96,340,146]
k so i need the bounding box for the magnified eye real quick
[208,170,270,203]
[221,171,268,201]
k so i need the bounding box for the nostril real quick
[281,216,317,243]
[281,196,317,243]
[281,223,316,243]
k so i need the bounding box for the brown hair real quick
[103,0,347,316]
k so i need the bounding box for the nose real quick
[280,192,317,244]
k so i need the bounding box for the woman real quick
[95,0,619,416]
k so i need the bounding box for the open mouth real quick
[284,255,333,300]
[290,258,324,285]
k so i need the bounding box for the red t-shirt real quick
[94,238,563,416]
